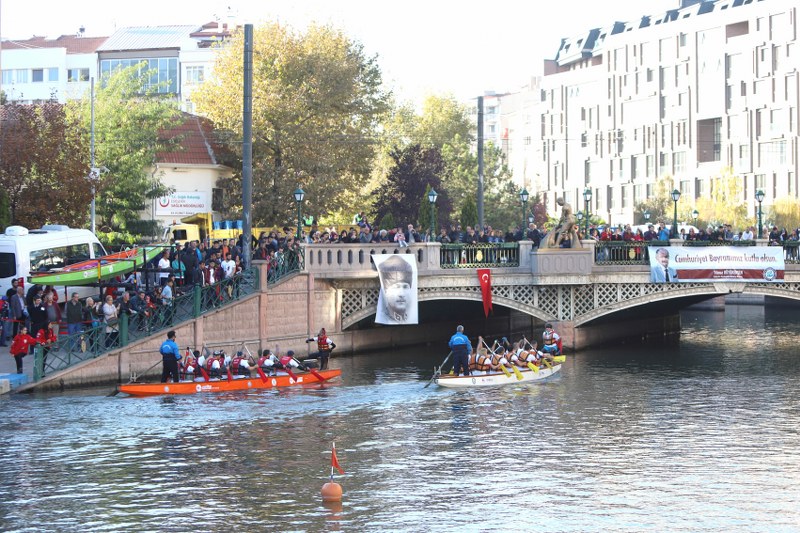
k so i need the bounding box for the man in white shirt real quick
[221,253,236,279]
[741,227,755,240]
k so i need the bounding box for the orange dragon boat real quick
[118,368,341,397]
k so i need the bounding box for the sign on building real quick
[155,192,209,216]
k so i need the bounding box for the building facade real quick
[501,0,799,226]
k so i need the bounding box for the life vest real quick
[231,355,243,371]
[490,352,507,366]
[468,353,477,370]
[183,353,196,371]
[257,355,274,368]
[317,335,332,352]
[475,354,491,372]
[543,330,557,346]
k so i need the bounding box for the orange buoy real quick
[321,481,343,502]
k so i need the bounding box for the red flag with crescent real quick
[477,268,493,317]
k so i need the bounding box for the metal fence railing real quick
[592,239,800,266]
[33,266,260,381]
[440,243,520,269]
[266,248,305,285]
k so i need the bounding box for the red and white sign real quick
[648,246,785,283]
[155,192,209,216]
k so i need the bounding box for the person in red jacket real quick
[36,322,58,373]
[10,326,37,374]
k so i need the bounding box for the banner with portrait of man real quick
[372,254,418,325]
[648,246,785,283]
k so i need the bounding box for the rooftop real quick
[1,35,108,54]
[97,25,198,52]
[157,112,229,167]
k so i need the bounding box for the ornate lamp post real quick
[671,189,681,238]
[583,187,592,236]
[644,210,651,224]
[692,209,699,224]
[428,188,438,240]
[519,189,529,237]
[755,189,765,238]
[576,211,584,237]
[293,187,305,240]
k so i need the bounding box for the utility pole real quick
[241,24,253,266]
[90,78,97,234]
[477,96,485,230]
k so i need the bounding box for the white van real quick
[0,225,107,300]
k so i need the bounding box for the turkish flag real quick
[477,268,493,317]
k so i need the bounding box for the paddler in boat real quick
[468,336,492,374]
[257,349,280,375]
[205,350,226,378]
[182,349,199,381]
[229,350,252,377]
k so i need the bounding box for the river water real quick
[2,305,800,532]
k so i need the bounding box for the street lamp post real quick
[692,209,699,224]
[671,189,681,238]
[583,187,592,236]
[428,188,438,241]
[644,210,651,225]
[756,189,765,238]
[576,211,584,237]
[294,187,305,240]
[519,189,529,238]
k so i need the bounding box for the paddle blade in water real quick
[553,355,566,363]
[527,362,539,374]
[511,365,523,381]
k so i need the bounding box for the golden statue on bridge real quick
[541,197,582,249]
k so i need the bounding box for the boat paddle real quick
[527,362,540,374]
[290,355,329,383]
[510,363,524,381]
[424,351,453,388]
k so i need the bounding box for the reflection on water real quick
[2,307,800,532]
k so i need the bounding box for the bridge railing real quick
[303,241,532,275]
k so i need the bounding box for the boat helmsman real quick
[448,325,472,376]
[542,323,561,355]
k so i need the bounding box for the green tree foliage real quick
[693,169,747,229]
[417,184,440,238]
[768,198,800,231]
[374,144,450,228]
[635,176,676,225]
[0,187,10,231]
[193,23,390,226]
[0,102,91,228]
[69,64,182,231]
[460,195,478,228]
[378,212,396,231]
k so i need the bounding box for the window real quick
[48,68,58,82]
[790,172,796,195]
[100,57,178,93]
[32,69,44,83]
[696,178,706,199]
[67,68,89,82]
[30,244,90,273]
[755,174,766,191]
[679,33,687,47]
[16,70,28,83]
[0,252,16,278]
[673,152,686,175]
[646,155,655,177]
[680,180,691,197]
[622,185,630,208]
[1,70,12,85]
[659,152,669,176]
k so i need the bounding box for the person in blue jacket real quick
[448,325,473,376]
[160,330,181,383]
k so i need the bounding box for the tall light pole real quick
[671,189,681,238]
[583,187,592,236]
[756,189,765,238]
[428,188,438,240]
[519,188,529,238]
[294,187,305,240]
[692,209,699,225]
[644,210,651,225]
[577,211,584,237]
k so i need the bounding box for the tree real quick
[374,144,450,228]
[693,168,747,229]
[460,196,478,228]
[768,198,800,231]
[69,63,182,231]
[193,23,391,226]
[417,184,440,238]
[530,194,549,227]
[0,102,92,228]
[635,176,675,224]
[0,187,10,231]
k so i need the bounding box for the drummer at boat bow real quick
[541,323,561,355]
[448,325,473,376]
[159,330,181,383]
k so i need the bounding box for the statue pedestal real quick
[531,247,593,283]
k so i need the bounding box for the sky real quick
[1,0,678,104]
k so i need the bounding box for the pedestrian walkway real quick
[0,343,33,393]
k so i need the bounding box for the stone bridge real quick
[303,240,800,348]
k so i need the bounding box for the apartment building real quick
[501,0,799,224]
[0,31,107,103]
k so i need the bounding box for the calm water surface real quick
[1,305,800,532]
